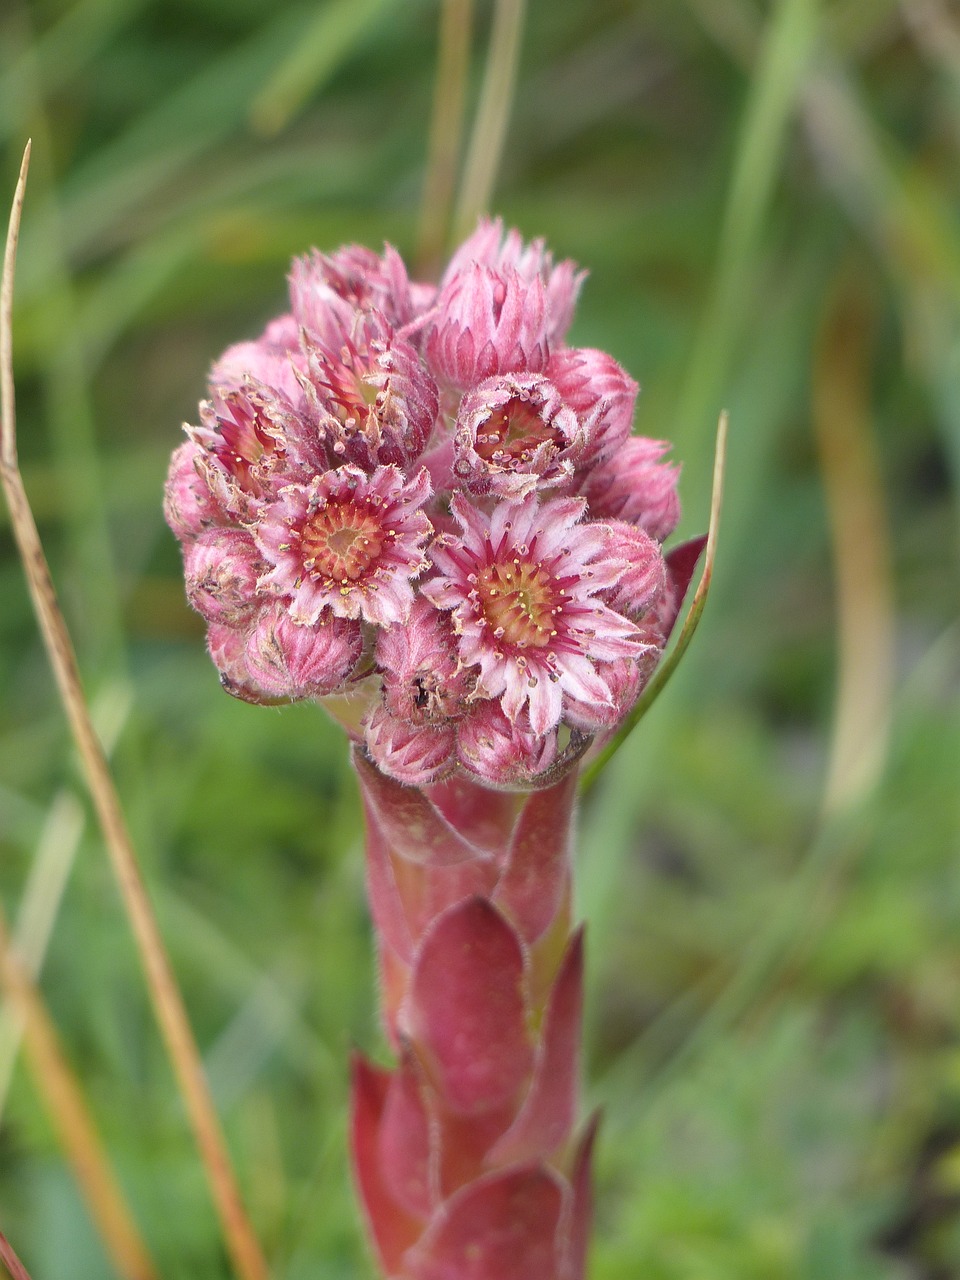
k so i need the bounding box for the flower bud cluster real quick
[165,221,682,788]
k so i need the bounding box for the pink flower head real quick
[300,312,439,472]
[546,347,638,470]
[256,463,433,627]
[290,242,419,351]
[452,373,584,499]
[422,264,550,391]
[210,314,305,404]
[376,598,471,726]
[579,435,681,542]
[423,494,643,736]
[189,382,314,514]
[456,700,558,789]
[440,217,585,347]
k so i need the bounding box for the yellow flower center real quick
[301,500,386,581]
[477,558,557,648]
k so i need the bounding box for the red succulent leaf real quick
[390,852,499,950]
[406,898,533,1114]
[562,1114,600,1280]
[493,771,577,942]
[426,776,520,857]
[489,929,583,1166]
[662,534,707,643]
[379,1051,436,1220]
[350,1055,423,1275]
[363,796,416,963]
[404,1165,567,1280]
[354,747,488,867]
[433,1098,519,1200]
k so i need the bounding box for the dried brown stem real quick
[0,143,270,1280]
[580,410,728,791]
[814,273,893,814]
[416,0,475,279]
[0,1231,34,1280]
[0,907,158,1280]
[454,0,527,239]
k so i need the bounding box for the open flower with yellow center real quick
[256,464,432,627]
[423,493,646,736]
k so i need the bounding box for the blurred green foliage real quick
[0,0,958,1276]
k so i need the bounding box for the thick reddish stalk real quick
[350,751,594,1280]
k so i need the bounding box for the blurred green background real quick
[1,0,959,1276]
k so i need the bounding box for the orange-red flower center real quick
[301,500,386,581]
[474,397,560,466]
[477,558,557,648]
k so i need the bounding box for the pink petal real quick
[407,898,533,1114]
[493,773,576,942]
[489,930,583,1165]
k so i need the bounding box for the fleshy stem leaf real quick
[580,410,728,794]
[0,905,158,1280]
[0,1230,33,1280]
[0,143,271,1280]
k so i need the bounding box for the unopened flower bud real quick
[579,435,681,541]
[423,265,549,390]
[164,441,223,540]
[456,701,558,789]
[183,528,265,625]
[245,602,363,700]
[364,703,456,787]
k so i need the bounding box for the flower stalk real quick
[165,219,700,1275]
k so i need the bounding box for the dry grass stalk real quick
[0,142,270,1280]
[814,273,894,814]
[0,906,158,1280]
[580,410,729,791]
[0,1229,34,1280]
[454,0,527,238]
[416,0,475,278]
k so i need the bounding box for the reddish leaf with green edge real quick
[661,534,708,642]
[580,410,728,791]
[350,1055,424,1275]
[489,929,583,1166]
[405,1166,567,1280]
[379,1051,436,1220]
[407,897,533,1114]
[493,771,576,943]
[354,746,490,866]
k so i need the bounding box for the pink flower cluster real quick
[165,220,682,788]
